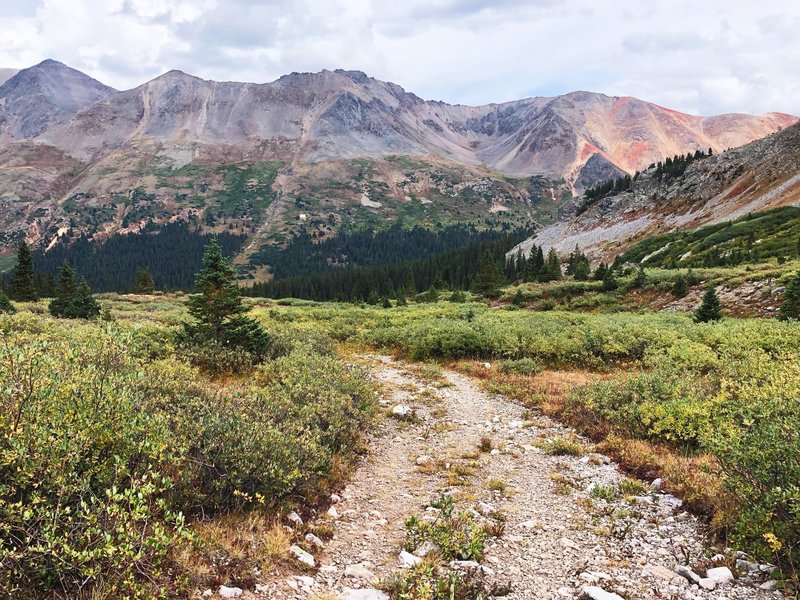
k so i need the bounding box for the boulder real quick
[218,586,243,598]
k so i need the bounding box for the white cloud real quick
[0,0,797,115]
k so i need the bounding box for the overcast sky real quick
[1,0,797,116]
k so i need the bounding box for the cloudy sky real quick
[1,0,798,116]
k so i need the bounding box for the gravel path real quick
[248,356,783,600]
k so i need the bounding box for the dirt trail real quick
[253,356,782,600]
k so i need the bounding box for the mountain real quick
[510,121,800,262]
[0,59,115,142]
[0,60,795,275]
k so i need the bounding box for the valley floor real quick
[250,356,780,600]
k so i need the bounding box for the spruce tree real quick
[632,266,647,288]
[602,269,618,291]
[694,286,722,323]
[49,263,77,317]
[0,291,15,314]
[396,287,407,306]
[472,250,503,297]
[672,274,689,298]
[133,268,155,294]
[64,279,100,319]
[11,240,38,301]
[188,238,246,338]
[778,271,800,321]
[186,238,270,358]
[574,261,590,281]
[539,249,562,282]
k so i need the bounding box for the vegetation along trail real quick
[257,355,780,600]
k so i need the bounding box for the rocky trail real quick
[241,356,783,600]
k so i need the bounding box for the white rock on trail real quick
[290,545,316,568]
[415,454,434,466]
[218,586,243,598]
[305,532,325,549]
[399,550,422,567]
[287,511,303,526]
[345,563,375,580]
[582,587,625,600]
[391,404,412,416]
[707,566,735,585]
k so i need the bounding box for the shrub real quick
[499,357,542,376]
[404,496,486,561]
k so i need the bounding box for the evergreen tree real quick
[511,288,525,307]
[539,249,562,282]
[632,266,647,288]
[0,291,16,314]
[471,250,504,297]
[381,297,392,308]
[593,262,608,281]
[573,261,590,281]
[188,238,247,338]
[11,240,38,301]
[778,271,800,321]
[63,279,100,319]
[49,263,78,317]
[133,268,155,294]
[186,238,270,359]
[694,286,723,323]
[396,287,407,306]
[602,269,618,291]
[672,274,689,298]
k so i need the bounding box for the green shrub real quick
[499,357,542,376]
[404,495,486,561]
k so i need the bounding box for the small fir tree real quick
[602,269,618,291]
[512,288,525,307]
[11,240,38,301]
[472,250,504,297]
[449,289,467,303]
[778,271,800,321]
[694,286,723,323]
[395,287,407,306]
[133,268,155,294]
[64,279,100,319]
[0,291,16,314]
[186,238,270,359]
[49,263,78,317]
[573,261,590,281]
[672,274,689,298]
[632,266,647,288]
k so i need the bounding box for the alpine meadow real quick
[1,2,800,599]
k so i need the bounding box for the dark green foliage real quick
[416,286,440,303]
[133,268,155,294]
[396,287,408,306]
[0,291,15,314]
[11,241,38,301]
[621,207,800,269]
[566,245,590,281]
[602,269,619,291]
[382,297,392,308]
[511,288,525,307]
[539,248,562,282]
[471,250,504,297]
[694,286,723,323]
[184,239,270,368]
[31,221,245,292]
[778,271,800,321]
[593,262,608,281]
[632,266,647,288]
[49,264,100,319]
[672,274,689,298]
[449,289,467,303]
[250,232,524,302]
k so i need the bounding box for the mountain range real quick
[0,59,796,271]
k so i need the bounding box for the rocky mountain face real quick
[510,121,800,262]
[0,59,795,266]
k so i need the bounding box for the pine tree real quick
[512,288,525,307]
[472,250,503,297]
[593,262,608,281]
[632,266,647,288]
[186,238,270,359]
[539,249,562,282]
[133,268,155,294]
[188,238,246,338]
[672,274,689,298]
[778,271,800,321]
[449,289,467,303]
[396,287,407,306]
[694,286,722,323]
[0,291,15,314]
[49,263,78,317]
[11,240,38,301]
[63,279,100,319]
[602,269,618,291]
[574,261,590,281]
